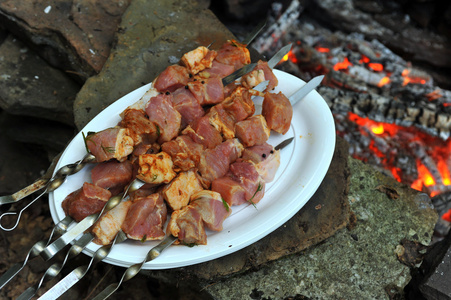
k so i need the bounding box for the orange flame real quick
[333,57,352,71]
[282,49,298,64]
[368,63,384,72]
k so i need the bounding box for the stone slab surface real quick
[199,159,437,299]
[73,0,234,130]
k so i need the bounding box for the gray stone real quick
[200,158,437,299]
[0,0,132,79]
[0,34,80,126]
[73,0,235,130]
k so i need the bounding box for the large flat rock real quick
[73,0,234,130]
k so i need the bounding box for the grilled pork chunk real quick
[153,65,190,93]
[235,115,270,148]
[145,94,181,144]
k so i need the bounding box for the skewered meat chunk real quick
[86,127,134,163]
[187,77,224,106]
[171,87,205,128]
[235,115,270,147]
[180,46,217,75]
[162,170,204,211]
[242,143,281,183]
[215,40,251,71]
[262,92,293,134]
[169,207,206,245]
[198,60,235,79]
[211,160,265,206]
[182,115,223,149]
[206,104,236,140]
[92,200,132,245]
[161,135,204,172]
[153,65,190,93]
[62,182,112,222]
[222,86,255,122]
[197,138,244,188]
[118,109,159,146]
[168,190,230,245]
[121,192,167,241]
[136,152,177,184]
[241,60,278,92]
[91,160,133,196]
[122,87,159,114]
[145,94,182,144]
[190,190,231,231]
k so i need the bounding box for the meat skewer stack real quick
[59,40,294,250]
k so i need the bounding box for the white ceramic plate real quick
[49,69,335,269]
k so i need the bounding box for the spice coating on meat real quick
[136,152,177,184]
[162,170,204,211]
[92,200,132,245]
[118,108,159,146]
[86,127,134,163]
[181,46,217,75]
[161,135,204,172]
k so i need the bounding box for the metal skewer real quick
[0,215,73,290]
[91,234,177,300]
[0,153,96,231]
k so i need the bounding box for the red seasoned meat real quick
[241,60,278,92]
[187,77,224,106]
[222,86,255,122]
[198,60,235,79]
[92,201,132,245]
[62,182,111,222]
[180,46,217,75]
[211,160,265,206]
[182,115,223,149]
[190,190,231,231]
[205,104,235,140]
[262,92,293,134]
[153,65,189,93]
[171,87,205,128]
[215,40,251,71]
[85,127,134,163]
[121,192,167,241]
[118,109,159,145]
[197,138,244,188]
[91,160,133,196]
[145,94,181,144]
[235,115,270,147]
[161,135,205,172]
[242,143,281,183]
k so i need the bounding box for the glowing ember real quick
[316,47,330,53]
[443,209,451,222]
[282,49,298,64]
[378,76,391,87]
[371,124,385,135]
[402,69,427,86]
[368,63,383,72]
[333,57,352,71]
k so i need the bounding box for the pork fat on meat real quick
[85,127,134,162]
[168,190,231,245]
[121,191,167,241]
[91,201,132,245]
